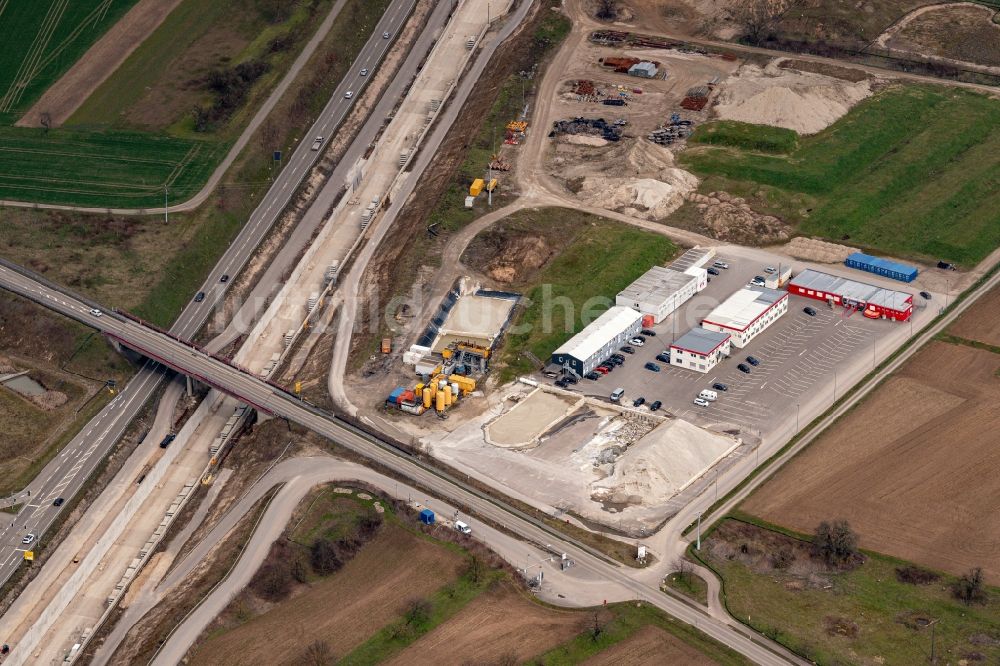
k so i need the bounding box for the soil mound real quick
[714,63,872,134]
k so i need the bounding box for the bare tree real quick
[405,597,433,626]
[589,611,604,641]
[39,112,52,132]
[725,0,806,45]
[812,520,858,566]
[310,538,342,575]
[953,567,986,605]
[595,0,618,20]
[299,640,336,666]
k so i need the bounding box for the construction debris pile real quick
[681,85,711,111]
[647,113,695,145]
[551,117,624,142]
[504,120,528,145]
[568,80,639,106]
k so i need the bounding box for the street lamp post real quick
[796,403,800,432]
[696,512,702,550]
[164,186,168,224]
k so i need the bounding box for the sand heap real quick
[714,62,872,134]
[559,139,700,220]
[591,419,736,506]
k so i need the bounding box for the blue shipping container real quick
[419,509,435,525]
[844,252,918,283]
[387,388,405,405]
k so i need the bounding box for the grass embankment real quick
[690,120,798,154]
[0,0,139,123]
[663,568,709,605]
[682,86,1000,266]
[460,208,676,382]
[1,0,375,207]
[0,293,133,495]
[698,517,1000,665]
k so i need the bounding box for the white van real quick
[454,520,471,535]
[698,389,718,402]
[610,388,625,403]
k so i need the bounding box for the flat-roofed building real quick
[788,269,913,321]
[670,328,731,374]
[701,286,788,348]
[549,306,643,376]
[615,266,698,324]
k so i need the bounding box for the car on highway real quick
[655,352,670,363]
[712,382,728,392]
[194,291,205,303]
[641,329,656,337]
[383,31,390,38]
[746,355,760,366]
[619,345,635,354]
[21,534,35,546]
[693,398,710,407]
[737,363,751,374]
[628,337,645,346]
[803,306,817,316]
[649,400,662,411]
[344,91,354,99]
[360,68,368,76]
[644,362,661,372]
[707,267,720,276]
[52,497,64,507]
[311,136,324,151]
[220,274,229,283]
[89,308,102,317]
[585,371,600,380]
[920,291,932,300]
[632,397,646,407]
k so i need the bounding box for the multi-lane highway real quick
[0,262,805,666]
[0,0,416,590]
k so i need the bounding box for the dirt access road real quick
[17,0,185,128]
[146,456,617,666]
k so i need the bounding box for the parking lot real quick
[538,251,907,439]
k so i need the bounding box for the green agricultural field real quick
[0,0,139,123]
[681,85,1000,267]
[0,126,223,207]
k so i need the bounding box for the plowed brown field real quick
[744,340,1000,582]
[582,624,720,665]
[188,523,464,665]
[385,581,581,665]
[948,284,1000,347]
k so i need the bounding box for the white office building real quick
[615,267,698,324]
[701,286,788,348]
[670,328,731,374]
